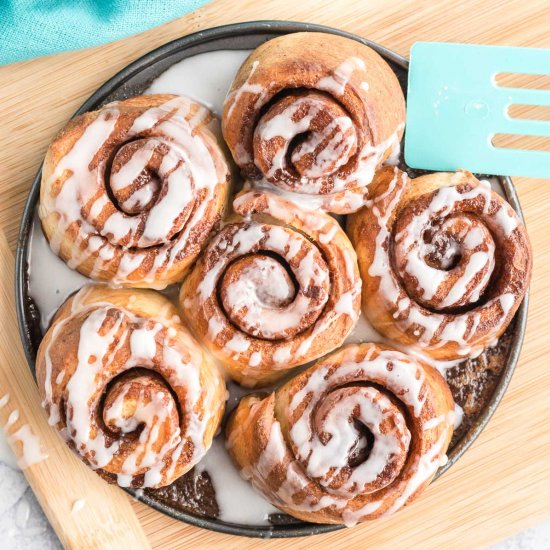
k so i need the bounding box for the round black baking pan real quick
[15,21,529,539]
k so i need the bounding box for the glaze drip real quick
[226,343,454,526]
[36,285,225,488]
[40,95,229,288]
[180,190,362,387]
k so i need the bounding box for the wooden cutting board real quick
[0,0,548,548]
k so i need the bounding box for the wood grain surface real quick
[0,1,548,548]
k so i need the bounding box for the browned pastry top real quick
[347,167,532,359]
[226,343,454,525]
[40,94,230,288]
[222,32,405,213]
[179,190,362,387]
[36,284,226,488]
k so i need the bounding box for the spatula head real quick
[405,42,550,178]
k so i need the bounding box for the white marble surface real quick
[491,523,550,550]
[0,435,60,549]
[0,429,547,549]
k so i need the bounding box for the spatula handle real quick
[0,230,150,550]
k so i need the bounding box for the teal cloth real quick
[0,0,209,65]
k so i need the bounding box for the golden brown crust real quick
[347,167,532,359]
[226,343,454,525]
[222,32,405,213]
[179,190,362,387]
[40,94,230,289]
[36,284,225,488]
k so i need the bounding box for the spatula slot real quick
[508,104,550,121]
[495,72,550,91]
[492,133,550,152]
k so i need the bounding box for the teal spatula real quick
[405,42,550,178]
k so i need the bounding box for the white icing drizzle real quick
[7,410,19,427]
[381,428,449,518]
[195,437,279,525]
[200,218,335,353]
[453,403,464,430]
[221,243,328,340]
[317,56,367,96]
[250,115,403,212]
[29,210,89,331]
[4,412,49,470]
[183,191,361,382]
[147,50,252,116]
[40,95,226,288]
[290,386,410,494]
[245,124,403,214]
[319,223,339,244]
[255,97,356,190]
[225,60,270,156]
[365,170,523,357]
[71,499,86,514]
[231,344,453,526]
[40,286,222,488]
[15,499,31,530]
[272,345,292,365]
[10,425,49,469]
[344,309,464,378]
[0,394,10,409]
[395,217,496,309]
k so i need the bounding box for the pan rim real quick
[14,20,529,539]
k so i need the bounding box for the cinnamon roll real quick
[347,167,532,359]
[36,284,225,488]
[222,32,405,213]
[179,190,362,387]
[40,94,230,289]
[226,343,454,525]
